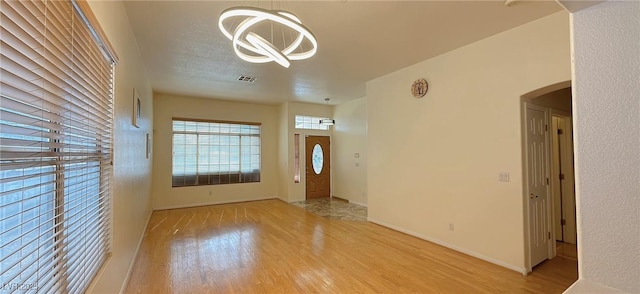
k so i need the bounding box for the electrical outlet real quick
[499,172,510,182]
[449,223,454,231]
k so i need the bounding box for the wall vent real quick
[238,75,257,83]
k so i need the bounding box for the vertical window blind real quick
[172,119,261,187]
[0,0,115,293]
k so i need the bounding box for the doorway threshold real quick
[290,198,367,221]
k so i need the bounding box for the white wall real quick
[333,97,368,206]
[366,11,570,272]
[85,1,154,293]
[566,1,640,292]
[278,103,290,202]
[151,94,280,209]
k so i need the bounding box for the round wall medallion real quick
[411,78,429,98]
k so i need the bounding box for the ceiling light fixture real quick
[218,6,318,68]
[319,98,335,126]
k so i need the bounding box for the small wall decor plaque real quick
[133,88,141,128]
[411,78,429,98]
[146,133,151,159]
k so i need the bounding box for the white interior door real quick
[551,116,577,245]
[558,116,577,244]
[552,117,563,241]
[526,105,551,267]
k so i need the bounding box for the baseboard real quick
[331,195,368,207]
[563,279,626,294]
[274,197,300,204]
[349,200,368,207]
[153,196,277,211]
[367,217,527,275]
[119,210,153,294]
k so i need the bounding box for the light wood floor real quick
[125,199,577,293]
[556,241,578,261]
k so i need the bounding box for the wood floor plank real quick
[125,199,577,293]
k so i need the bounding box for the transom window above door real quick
[294,115,329,130]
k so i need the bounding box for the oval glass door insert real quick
[312,144,324,174]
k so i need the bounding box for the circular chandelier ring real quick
[246,32,291,68]
[218,7,318,66]
[230,15,302,64]
[223,8,316,57]
[232,16,274,62]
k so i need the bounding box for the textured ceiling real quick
[123,1,562,105]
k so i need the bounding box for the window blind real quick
[0,0,115,293]
[172,119,261,187]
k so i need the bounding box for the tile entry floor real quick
[290,197,367,221]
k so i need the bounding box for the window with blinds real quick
[1,0,115,293]
[172,119,261,187]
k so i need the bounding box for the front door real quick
[305,136,330,199]
[526,105,551,267]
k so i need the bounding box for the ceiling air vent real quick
[237,75,257,83]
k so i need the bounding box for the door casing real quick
[520,81,572,274]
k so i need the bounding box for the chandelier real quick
[218,6,318,68]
